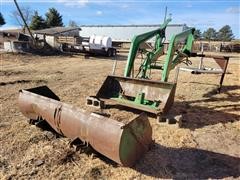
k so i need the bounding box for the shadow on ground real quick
[134,143,240,179]
[28,114,240,179]
[30,118,240,179]
[170,85,240,129]
[90,142,240,179]
[202,85,240,98]
[105,95,239,130]
[105,84,240,130]
[170,101,239,130]
[0,79,48,86]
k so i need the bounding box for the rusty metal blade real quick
[18,86,152,166]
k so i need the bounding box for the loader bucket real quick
[18,86,152,167]
[95,75,176,115]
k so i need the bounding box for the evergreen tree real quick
[45,8,63,27]
[30,11,47,30]
[0,12,6,26]
[194,29,202,40]
[203,28,217,41]
[217,25,234,41]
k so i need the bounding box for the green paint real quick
[124,18,171,77]
[121,17,194,111]
[162,28,195,82]
[119,118,148,166]
[134,93,145,104]
[119,128,136,164]
[112,97,160,110]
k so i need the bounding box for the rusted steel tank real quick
[18,86,152,166]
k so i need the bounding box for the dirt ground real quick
[0,51,239,179]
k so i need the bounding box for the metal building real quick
[79,24,188,43]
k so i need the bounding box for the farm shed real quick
[33,27,81,48]
[0,31,31,52]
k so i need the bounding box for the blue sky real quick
[0,0,239,38]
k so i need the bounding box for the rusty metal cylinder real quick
[18,86,152,166]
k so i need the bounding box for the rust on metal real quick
[18,86,152,167]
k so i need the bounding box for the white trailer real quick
[58,35,117,57]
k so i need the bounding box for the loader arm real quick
[124,18,172,77]
[162,28,195,81]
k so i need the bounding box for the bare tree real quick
[12,6,33,33]
[68,20,78,27]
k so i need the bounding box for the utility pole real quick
[13,0,36,45]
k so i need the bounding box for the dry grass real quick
[0,52,240,179]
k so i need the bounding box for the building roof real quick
[0,29,22,33]
[80,24,186,28]
[0,31,30,42]
[79,24,188,43]
[34,27,81,35]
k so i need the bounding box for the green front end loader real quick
[87,17,195,118]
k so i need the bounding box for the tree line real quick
[0,9,235,41]
[30,8,64,30]
[194,26,234,41]
[0,8,67,30]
